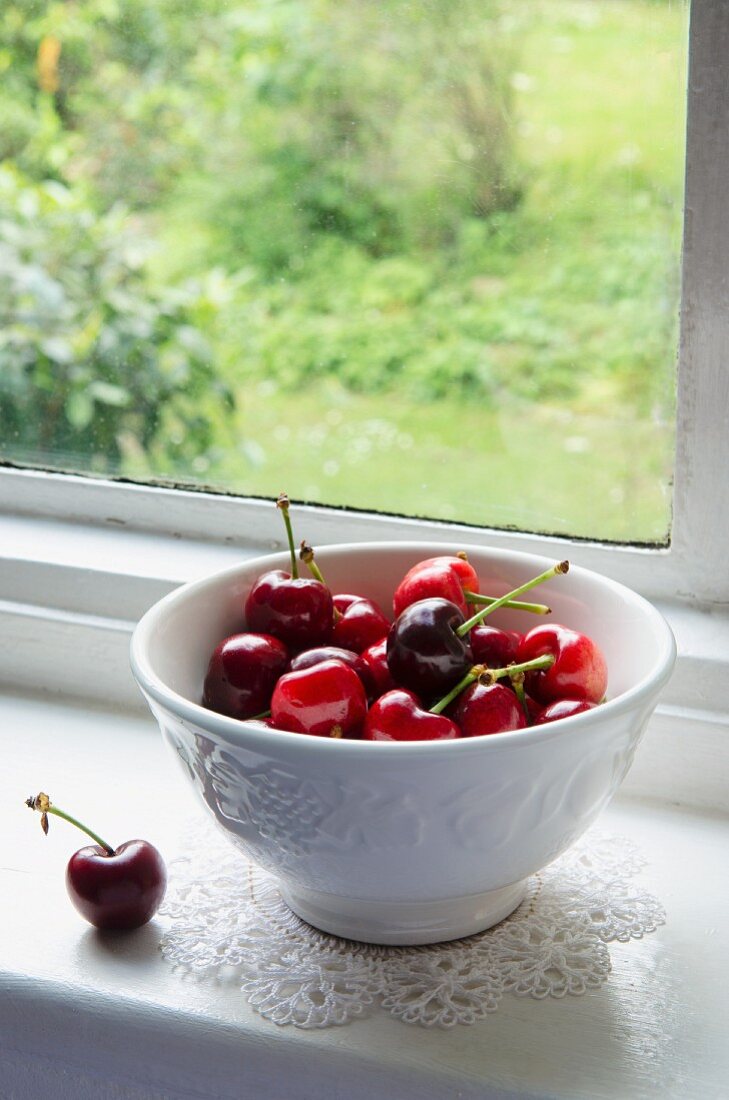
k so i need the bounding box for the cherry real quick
[516,623,608,705]
[452,681,527,737]
[203,632,289,720]
[331,593,390,653]
[288,644,375,698]
[534,699,598,725]
[360,636,396,698]
[270,658,367,738]
[26,792,166,930]
[364,689,461,742]
[393,554,480,616]
[469,625,522,668]
[387,561,569,700]
[244,496,332,651]
[386,598,473,698]
[392,553,552,617]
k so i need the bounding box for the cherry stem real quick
[457,561,569,637]
[25,792,115,855]
[249,708,272,720]
[299,541,326,585]
[430,665,487,715]
[429,654,554,715]
[464,592,551,615]
[276,492,298,579]
[481,654,555,685]
[510,671,532,723]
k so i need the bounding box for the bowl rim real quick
[130,539,677,757]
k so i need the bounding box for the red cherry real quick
[331,594,390,653]
[360,636,396,698]
[469,625,522,668]
[271,658,367,738]
[244,569,333,652]
[452,681,527,737]
[534,699,598,725]
[26,793,166,931]
[517,623,608,705]
[202,632,288,719]
[288,644,375,698]
[66,840,167,930]
[364,689,461,742]
[393,555,479,616]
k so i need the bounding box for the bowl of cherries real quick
[130,497,675,945]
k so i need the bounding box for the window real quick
[0,0,692,546]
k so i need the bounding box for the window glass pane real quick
[0,0,687,542]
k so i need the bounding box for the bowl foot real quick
[278,879,528,946]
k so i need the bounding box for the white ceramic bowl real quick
[130,541,675,945]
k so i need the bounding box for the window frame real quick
[1,0,727,608]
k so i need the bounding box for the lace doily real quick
[159,827,665,1029]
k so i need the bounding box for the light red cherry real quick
[534,699,598,725]
[393,555,480,617]
[517,623,608,705]
[270,658,367,738]
[288,644,375,698]
[364,688,461,742]
[331,594,390,653]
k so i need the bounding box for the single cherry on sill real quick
[534,699,598,725]
[203,632,289,720]
[270,658,367,738]
[244,495,333,651]
[516,623,608,705]
[288,644,375,699]
[364,688,461,742]
[25,792,166,931]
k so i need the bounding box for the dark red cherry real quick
[288,644,375,698]
[270,658,367,738]
[203,632,289,720]
[386,598,473,697]
[331,594,390,653]
[244,569,333,652]
[26,792,166,931]
[517,624,608,705]
[534,699,598,725]
[66,840,167,930]
[452,681,526,738]
[469,625,522,668]
[393,555,480,617]
[364,689,461,742]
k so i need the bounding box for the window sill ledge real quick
[2,688,727,1100]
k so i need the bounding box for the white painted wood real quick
[671,0,729,602]
[1,689,727,1100]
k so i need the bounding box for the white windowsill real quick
[2,688,727,1100]
[1,502,728,1097]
